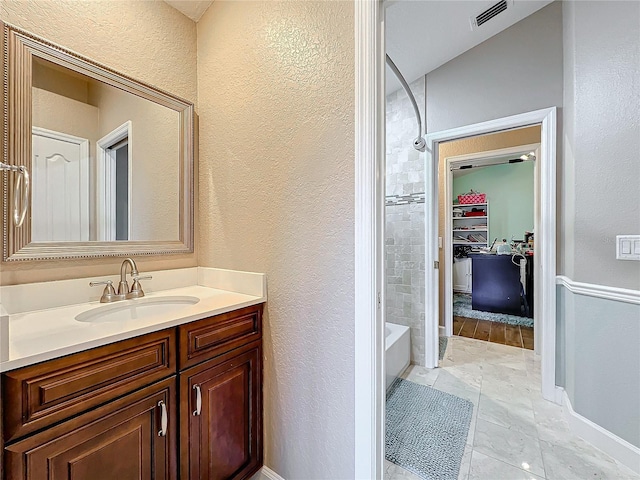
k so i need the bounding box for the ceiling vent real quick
[469,0,513,30]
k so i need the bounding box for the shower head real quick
[413,137,426,152]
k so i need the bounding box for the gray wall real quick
[385,77,426,366]
[425,1,564,269]
[563,0,640,291]
[425,1,564,134]
[557,286,640,448]
[555,0,640,450]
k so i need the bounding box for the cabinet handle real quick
[193,384,202,416]
[158,400,168,437]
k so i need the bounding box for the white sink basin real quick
[76,296,200,323]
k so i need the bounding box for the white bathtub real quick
[385,322,410,390]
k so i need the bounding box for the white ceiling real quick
[385,0,554,94]
[164,0,213,22]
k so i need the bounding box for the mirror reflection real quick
[31,57,181,242]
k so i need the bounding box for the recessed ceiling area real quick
[385,0,554,94]
[164,0,213,22]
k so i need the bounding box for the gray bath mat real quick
[439,337,448,360]
[453,293,533,328]
[385,378,473,480]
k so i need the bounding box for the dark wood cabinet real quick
[180,342,262,480]
[178,305,262,370]
[2,329,176,443]
[1,303,263,480]
[4,377,177,480]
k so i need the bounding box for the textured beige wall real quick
[197,2,355,477]
[33,58,89,103]
[1,0,197,285]
[89,82,181,241]
[32,89,100,146]
[1,1,196,102]
[438,126,541,323]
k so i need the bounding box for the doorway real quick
[445,140,539,352]
[96,121,132,241]
[424,108,557,403]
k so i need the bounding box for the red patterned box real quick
[457,192,486,204]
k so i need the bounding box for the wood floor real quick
[453,316,534,350]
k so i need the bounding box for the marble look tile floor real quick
[385,335,639,480]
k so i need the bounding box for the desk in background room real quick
[468,253,533,317]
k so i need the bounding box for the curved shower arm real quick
[385,54,426,152]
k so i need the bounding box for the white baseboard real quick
[552,385,564,405]
[561,389,640,474]
[439,326,446,337]
[252,466,285,480]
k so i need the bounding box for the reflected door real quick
[32,128,90,242]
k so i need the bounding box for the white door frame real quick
[96,121,132,241]
[443,142,540,345]
[424,108,558,403]
[354,0,385,478]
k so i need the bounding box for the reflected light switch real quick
[616,235,640,260]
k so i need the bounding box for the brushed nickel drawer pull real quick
[193,384,202,416]
[158,400,168,437]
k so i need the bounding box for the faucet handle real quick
[127,275,152,299]
[132,275,152,281]
[90,280,117,303]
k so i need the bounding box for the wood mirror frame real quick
[1,22,194,261]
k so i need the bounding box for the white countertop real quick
[0,267,266,372]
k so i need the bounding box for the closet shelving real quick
[452,202,489,246]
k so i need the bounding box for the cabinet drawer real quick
[2,329,176,443]
[4,376,177,480]
[178,304,262,369]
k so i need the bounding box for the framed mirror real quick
[2,23,194,261]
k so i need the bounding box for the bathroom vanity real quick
[0,21,266,480]
[0,268,266,480]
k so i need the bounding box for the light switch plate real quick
[616,235,640,260]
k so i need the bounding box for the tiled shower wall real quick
[385,76,426,366]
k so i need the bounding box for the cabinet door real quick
[453,258,472,293]
[181,343,262,480]
[5,377,177,480]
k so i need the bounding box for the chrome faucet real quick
[90,258,152,303]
